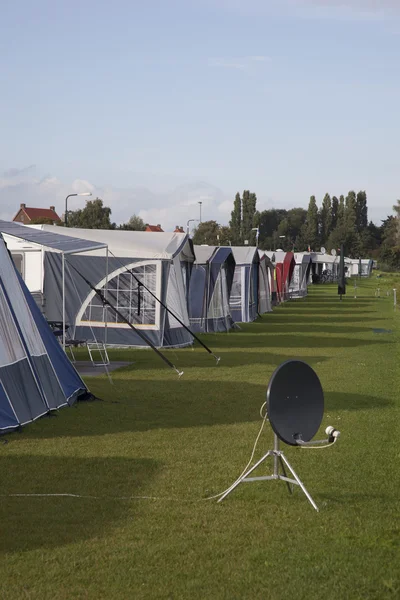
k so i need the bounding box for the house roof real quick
[15,207,60,221]
[145,224,164,232]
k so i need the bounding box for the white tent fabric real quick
[32,225,193,260]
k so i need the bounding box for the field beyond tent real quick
[0,280,399,600]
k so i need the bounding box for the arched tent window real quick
[76,261,161,329]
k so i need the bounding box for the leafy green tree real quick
[242,190,257,243]
[356,191,368,233]
[337,195,345,227]
[192,220,220,245]
[303,196,319,251]
[319,193,332,245]
[67,198,115,229]
[331,196,339,231]
[118,214,146,231]
[257,209,287,249]
[31,217,59,225]
[379,215,400,269]
[229,193,242,244]
[218,226,233,246]
[344,191,358,255]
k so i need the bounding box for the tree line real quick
[193,190,400,269]
[30,194,400,269]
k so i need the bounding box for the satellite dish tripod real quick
[218,433,319,511]
[217,361,340,512]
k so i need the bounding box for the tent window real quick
[11,253,24,277]
[82,264,157,325]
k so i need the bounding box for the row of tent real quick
[0,221,373,350]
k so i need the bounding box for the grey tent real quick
[0,233,91,433]
[19,225,196,348]
[188,245,236,333]
[229,247,260,323]
[258,251,273,313]
[289,253,313,298]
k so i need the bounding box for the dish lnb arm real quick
[294,426,341,447]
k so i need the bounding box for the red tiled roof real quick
[25,207,60,220]
[145,224,164,232]
[14,207,61,221]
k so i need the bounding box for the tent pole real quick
[105,247,109,345]
[62,253,66,350]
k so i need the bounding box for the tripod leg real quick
[278,455,293,495]
[217,452,272,503]
[280,453,319,511]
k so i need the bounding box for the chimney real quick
[157,224,161,228]
[50,205,55,211]
[20,203,26,209]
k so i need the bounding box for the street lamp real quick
[187,218,199,235]
[198,201,202,223]
[251,227,260,246]
[64,192,92,226]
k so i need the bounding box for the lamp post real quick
[187,218,199,235]
[64,192,92,226]
[198,201,202,223]
[251,227,260,246]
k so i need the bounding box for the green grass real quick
[0,279,399,600]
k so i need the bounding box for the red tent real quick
[275,252,295,301]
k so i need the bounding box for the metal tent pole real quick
[62,253,66,350]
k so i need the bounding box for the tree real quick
[229,193,242,244]
[192,220,220,245]
[242,190,257,243]
[356,191,368,233]
[319,193,332,246]
[379,215,400,269]
[337,195,345,227]
[30,217,59,225]
[344,191,358,256]
[67,198,115,229]
[257,209,287,249]
[218,226,233,246]
[118,214,146,231]
[331,196,339,231]
[303,196,319,251]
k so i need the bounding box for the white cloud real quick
[0,169,232,231]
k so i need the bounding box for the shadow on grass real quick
[325,391,394,410]
[18,381,393,440]
[208,333,394,350]
[0,456,159,554]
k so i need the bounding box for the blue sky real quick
[1,0,399,230]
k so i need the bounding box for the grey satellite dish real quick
[320,247,326,255]
[218,360,340,511]
[266,360,324,446]
[331,248,337,257]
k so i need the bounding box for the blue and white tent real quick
[0,234,91,433]
[188,246,236,333]
[229,247,260,323]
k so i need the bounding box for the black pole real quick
[65,194,77,227]
[66,261,183,376]
[108,251,220,362]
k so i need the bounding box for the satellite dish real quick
[331,248,337,257]
[320,247,326,255]
[218,359,340,511]
[266,360,324,446]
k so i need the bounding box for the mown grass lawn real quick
[0,279,399,600]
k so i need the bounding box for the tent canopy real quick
[0,220,107,254]
[32,225,194,261]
